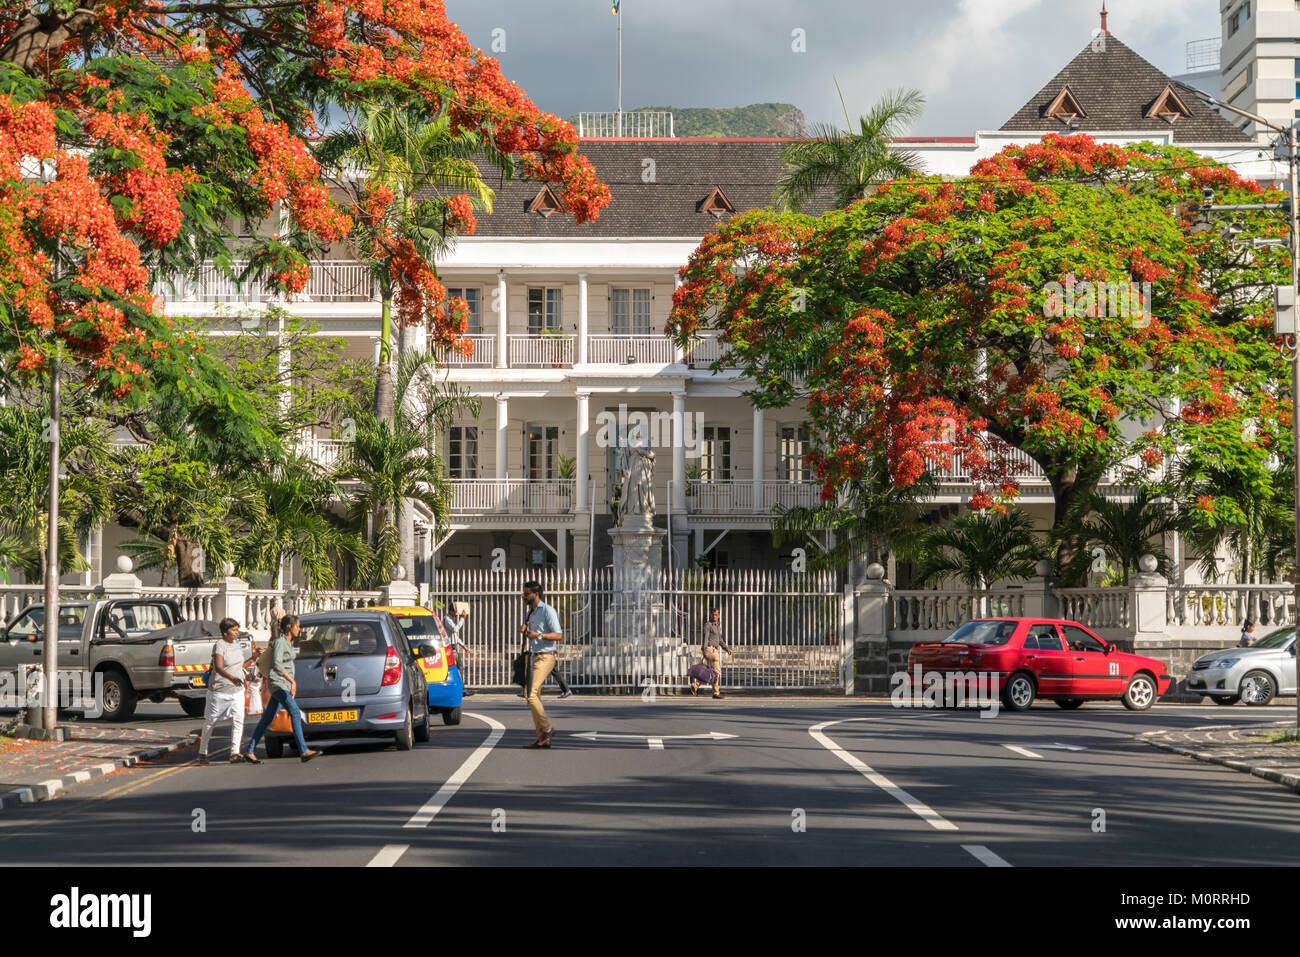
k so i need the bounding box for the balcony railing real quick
[928,447,1047,482]
[442,334,496,367]
[157,260,374,303]
[684,334,739,369]
[576,111,674,138]
[588,335,678,365]
[509,334,575,368]
[294,435,350,470]
[686,480,821,515]
[450,479,575,515]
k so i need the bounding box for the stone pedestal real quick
[380,579,419,608]
[852,572,892,695]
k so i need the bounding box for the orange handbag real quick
[261,683,294,733]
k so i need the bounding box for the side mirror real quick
[1104,643,1114,656]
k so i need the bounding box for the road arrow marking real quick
[571,731,736,749]
[1002,745,1042,759]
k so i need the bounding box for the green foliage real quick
[906,509,1048,591]
[1054,488,1181,587]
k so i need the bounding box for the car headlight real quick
[1214,658,1240,669]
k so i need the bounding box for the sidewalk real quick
[1141,721,1300,793]
[0,725,197,809]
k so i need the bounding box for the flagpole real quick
[616,2,623,136]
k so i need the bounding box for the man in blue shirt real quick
[520,580,563,748]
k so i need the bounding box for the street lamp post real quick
[38,158,60,733]
[1174,84,1299,729]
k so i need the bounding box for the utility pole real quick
[38,158,60,733]
[1175,83,1299,729]
[616,1,623,137]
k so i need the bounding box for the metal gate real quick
[430,567,849,693]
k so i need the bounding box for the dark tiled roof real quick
[1000,34,1251,144]
[471,139,803,238]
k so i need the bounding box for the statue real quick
[617,438,655,524]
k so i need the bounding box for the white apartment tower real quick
[1219,0,1300,141]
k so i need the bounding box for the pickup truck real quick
[0,598,252,721]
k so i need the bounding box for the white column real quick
[751,405,765,514]
[577,272,589,365]
[672,393,687,514]
[495,270,508,370]
[495,394,509,479]
[672,274,685,364]
[575,392,590,512]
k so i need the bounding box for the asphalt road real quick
[1,696,1298,866]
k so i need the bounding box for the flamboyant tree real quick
[0,0,610,450]
[668,134,1292,539]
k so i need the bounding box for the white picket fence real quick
[430,566,849,692]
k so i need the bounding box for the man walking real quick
[198,618,247,765]
[701,606,731,700]
[244,614,322,764]
[520,580,563,748]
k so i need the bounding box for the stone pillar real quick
[380,579,419,607]
[577,272,589,366]
[1129,553,1170,649]
[102,556,142,599]
[495,269,508,370]
[852,563,893,695]
[751,405,765,514]
[671,393,687,515]
[213,571,249,627]
[1021,559,1058,619]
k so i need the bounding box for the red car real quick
[906,618,1172,712]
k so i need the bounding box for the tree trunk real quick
[0,9,100,73]
[373,298,395,423]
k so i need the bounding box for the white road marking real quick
[1003,745,1042,759]
[963,844,1012,867]
[809,718,958,831]
[404,712,505,829]
[366,844,409,867]
[1038,743,1086,751]
[366,712,505,868]
[572,731,736,749]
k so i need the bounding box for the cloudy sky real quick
[444,0,1220,136]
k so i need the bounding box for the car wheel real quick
[99,669,137,722]
[395,709,414,751]
[1240,671,1277,706]
[1055,698,1084,710]
[442,706,462,726]
[414,703,430,743]
[264,737,285,759]
[1210,695,1240,706]
[178,696,206,718]
[1122,673,1157,711]
[1001,672,1036,712]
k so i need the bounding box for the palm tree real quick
[0,406,113,582]
[771,463,936,573]
[772,85,926,213]
[1175,461,1292,585]
[236,458,364,591]
[1055,488,1182,586]
[907,509,1047,614]
[336,414,451,588]
[318,105,507,424]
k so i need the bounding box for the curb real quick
[1139,726,1300,794]
[0,733,199,810]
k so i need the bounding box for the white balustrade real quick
[508,334,574,368]
[587,335,678,365]
[442,334,495,367]
[687,481,754,514]
[157,260,374,304]
[449,479,575,515]
[1167,584,1296,631]
[1054,588,1131,630]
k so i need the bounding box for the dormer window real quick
[1045,86,1087,125]
[1145,85,1191,123]
[527,185,564,218]
[697,186,735,219]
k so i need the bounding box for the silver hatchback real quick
[1187,626,1297,706]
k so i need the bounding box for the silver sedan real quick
[1186,626,1296,706]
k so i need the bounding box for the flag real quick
[612,0,619,13]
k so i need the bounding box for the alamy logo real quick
[594,404,704,458]
[50,887,151,937]
[1042,273,1152,324]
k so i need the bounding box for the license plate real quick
[306,709,358,724]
